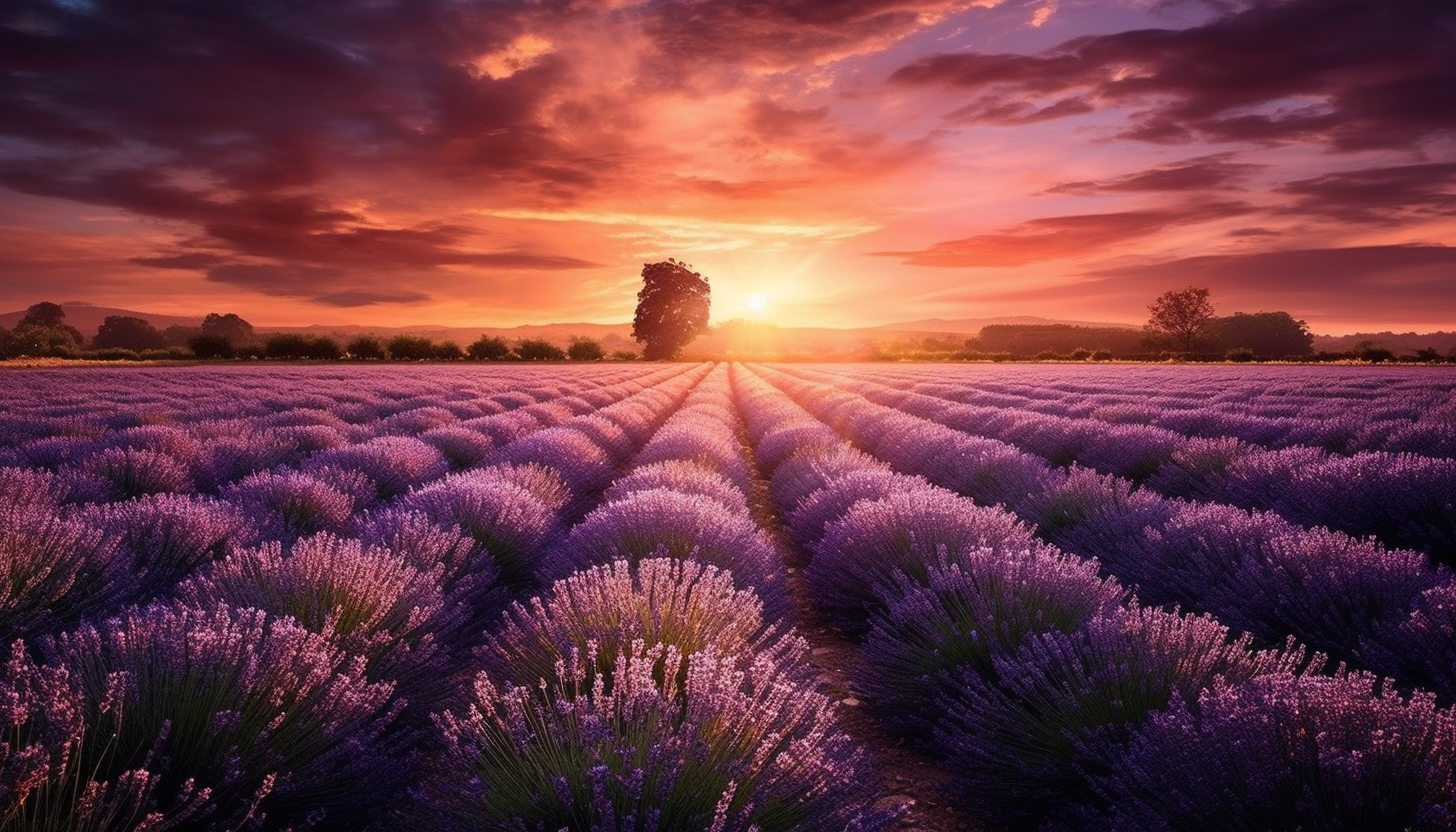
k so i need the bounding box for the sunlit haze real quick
[2,0,1453,335]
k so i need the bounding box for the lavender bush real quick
[806,488,1052,632]
[432,640,894,832]
[41,603,405,831]
[479,557,774,695]
[861,549,1127,736]
[933,605,1297,826]
[552,488,789,619]
[1082,670,1456,830]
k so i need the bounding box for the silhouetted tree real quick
[346,335,387,360]
[164,324,203,347]
[567,336,605,361]
[432,340,465,360]
[386,334,437,360]
[12,301,85,356]
[188,333,235,359]
[264,333,341,360]
[200,312,254,342]
[467,335,513,360]
[94,315,168,351]
[1206,311,1313,358]
[0,326,14,359]
[18,301,66,329]
[632,259,710,360]
[1145,286,1215,352]
[515,338,566,360]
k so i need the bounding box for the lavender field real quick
[2,362,1455,831]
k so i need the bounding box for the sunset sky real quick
[2,0,1453,334]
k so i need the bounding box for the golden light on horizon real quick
[745,292,769,318]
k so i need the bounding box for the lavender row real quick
[1,365,721,829]
[729,364,1456,829]
[848,363,1456,458]
[777,363,1456,561]
[428,364,893,830]
[746,363,1456,705]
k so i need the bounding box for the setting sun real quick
[745,292,770,318]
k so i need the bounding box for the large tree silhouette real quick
[1145,286,1215,352]
[632,259,710,360]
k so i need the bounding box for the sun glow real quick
[745,292,770,318]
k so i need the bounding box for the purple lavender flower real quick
[494,427,619,499]
[0,504,127,643]
[41,602,405,830]
[396,470,562,590]
[69,446,195,502]
[433,639,894,831]
[0,639,215,830]
[933,605,1297,827]
[479,557,773,694]
[605,460,751,514]
[174,533,464,717]
[418,426,496,470]
[1361,581,1456,702]
[552,489,790,620]
[77,493,245,605]
[1084,670,1456,830]
[768,445,886,514]
[807,487,1053,633]
[0,466,69,511]
[304,436,449,500]
[220,468,360,544]
[861,549,1127,736]
[785,468,928,550]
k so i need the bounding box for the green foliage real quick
[567,336,605,361]
[1225,346,1257,362]
[199,312,253,342]
[431,340,464,360]
[345,335,386,360]
[93,315,167,351]
[385,334,436,360]
[632,259,711,360]
[10,302,84,357]
[1145,287,1216,352]
[516,338,566,360]
[466,335,513,360]
[264,333,342,360]
[1206,311,1313,358]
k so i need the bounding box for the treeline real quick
[874,317,1456,364]
[0,302,634,362]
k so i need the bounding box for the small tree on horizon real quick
[1145,286,1216,353]
[467,335,513,360]
[567,336,605,361]
[632,259,710,360]
[516,338,566,360]
[94,315,168,351]
[346,335,387,360]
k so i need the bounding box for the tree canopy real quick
[200,312,254,342]
[632,259,710,360]
[1207,311,1314,358]
[94,315,168,351]
[12,301,84,356]
[1145,286,1215,352]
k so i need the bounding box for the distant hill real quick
[1312,332,1456,356]
[0,303,202,335]
[873,316,1139,335]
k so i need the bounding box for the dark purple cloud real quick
[1047,154,1263,195]
[1079,244,1456,317]
[891,0,1456,151]
[1274,162,1456,225]
[874,201,1252,266]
